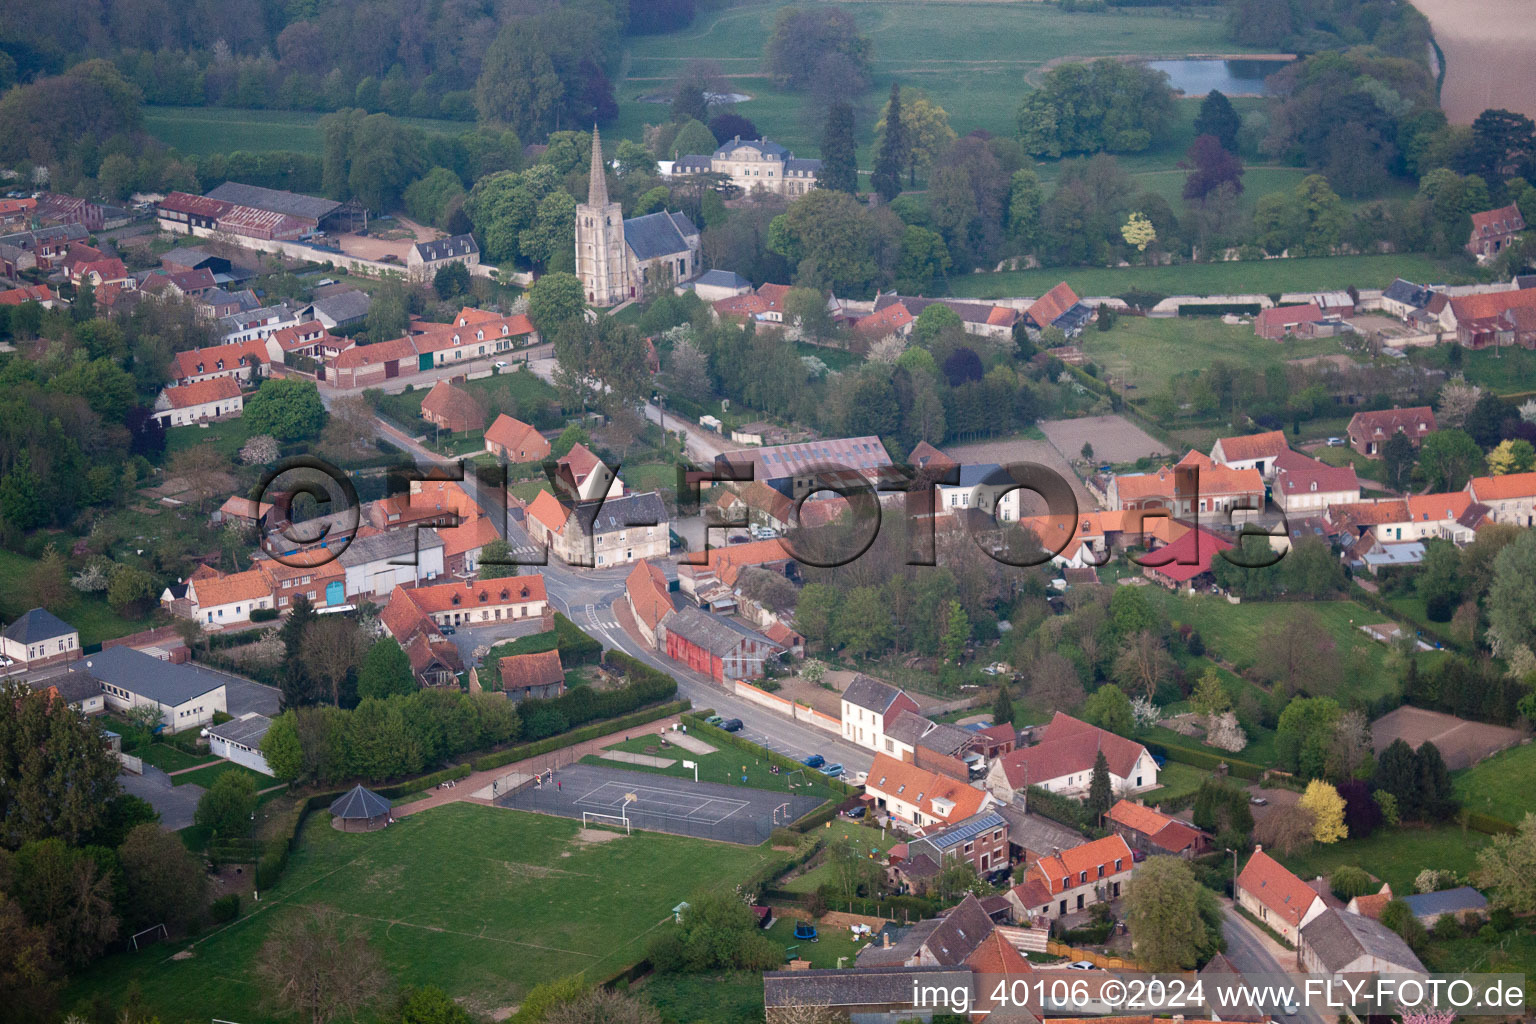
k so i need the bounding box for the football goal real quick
[581,810,631,834]
[130,923,167,951]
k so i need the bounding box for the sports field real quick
[68,803,778,1020]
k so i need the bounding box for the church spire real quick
[587,126,609,207]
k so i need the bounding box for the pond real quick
[1145,58,1293,96]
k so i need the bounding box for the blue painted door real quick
[325,580,344,606]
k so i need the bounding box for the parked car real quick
[801,754,825,769]
[719,718,743,732]
[818,763,844,778]
[440,625,456,635]
[1151,753,1167,768]
[849,771,868,786]
[846,806,867,819]
[1067,961,1097,971]
[1249,795,1268,806]
[705,715,723,726]
[1326,437,1345,446]
[494,360,509,368]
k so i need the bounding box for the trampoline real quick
[793,921,818,941]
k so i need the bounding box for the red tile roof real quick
[1255,303,1325,331]
[864,752,990,826]
[526,489,570,533]
[1470,203,1524,237]
[713,293,769,319]
[757,282,791,312]
[1447,287,1536,323]
[995,713,1150,787]
[854,302,913,337]
[0,284,53,305]
[190,568,273,608]
[1467,471,1536,501]
[404,576,546,614]
[1141,526,1233,582]
[1273,449,1359,496]
[173,338,272,380]
[1028,281,1079,327]
[329,335,419,369]
[702,538,793,586]
[625,559,674,631]
[164,376,242,409]
[1237,848,1321,924]
[1106,800,1203,853]
[1019,835,1134,896]
[484,415,550,461]
[439,515,500,559]
[1347,406,1435,444]
[420,380,485,433]
[500,649,564,691]
[1406,491,1472,523]
[1213,430,1289,464]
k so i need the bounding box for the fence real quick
[1044,941,1140,971]
[117,752,143,774]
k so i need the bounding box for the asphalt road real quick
[1220,907,1325,1024]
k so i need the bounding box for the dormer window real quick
[500,589,510,600]
[451,595,461,605]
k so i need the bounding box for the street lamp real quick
[1225,847,1238,896]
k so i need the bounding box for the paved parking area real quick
[119,765,204,831]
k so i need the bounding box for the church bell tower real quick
[574,127,629,306]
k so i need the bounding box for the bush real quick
[1432,913,1463,941]
[210,894,241,923]
[256,850,286,890]
[1490,907,1515,932]
[1478,923,1498,941]
[553,612,602,666]
[1329,865,1375,900]
[470,701,688,772]
[250,607,279,622]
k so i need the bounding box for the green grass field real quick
[1079,315,1350,398]
[1454,742,1536,826]
[68,803,777,1020]
[581,735,843,803]
[136,744,218,774]
[1146,592,1432,703]
[781,820,902,894]
[145,106,470,156]
[1414,344,1536,399]
[1276,824,1489,894]
[948,253,1460,300]
[0,549,148,647]
[169,760,275,790]
[164,416,256,460]
[1141,761,1210,806]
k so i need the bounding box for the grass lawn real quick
[764,915,872,968]
[948,253,1460,301]
[1276,824,1489,894]
[1315,443,1387,485]
[169,761,277,790]
[1079,315,1351,399]
[67,803,778,1020]
[136,744,218,774]
[144,105,470,156]
[0,549,149,647]
[638,971,766,1024]
[164,416,255,460]
[623,462,679,496]
[1415,344,1536,398]
[794,342,863,372]
[1146,592,1421,703]
[782,820,902,895]
[1423,924,1536,979]
[1141,761,1210,806]
[582,736,843,804]
[1454,742,1536,825]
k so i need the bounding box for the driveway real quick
[119,764,204,831]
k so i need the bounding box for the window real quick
[1079,871,1087,884]
[1114,858,1123,872]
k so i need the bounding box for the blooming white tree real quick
[1130,695,1162,729]
[239,434,281,465]
[70,562,110,593]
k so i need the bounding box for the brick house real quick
[986,713,1158,803]
[1347,406,1436,457]
[659,604,783,681]
[420,380,485,434]
[1105,799,1208,859]
[484,414,550,463]
[1005,834,1135,923]
[1272,450,1360,513]
[624,559,675,648]
[1466,471,1536,527]
[499,649,566,702]
[525,490,669,568]
[862,753,993,831]
[897,809,1011,881]
[1210,429,1290,480]
[1466,203,1525,259]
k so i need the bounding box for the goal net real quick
[581,810,631,834]
[130,923,167,951]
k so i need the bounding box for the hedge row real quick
[1143,740,1267,781]
[554,611,602,666]
[1349,584,1465,654]
[1463,810,1519,836]
[470,700,689,772]
[376,763,471,799]
[744,834,822,898]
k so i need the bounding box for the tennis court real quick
[495,763,825,845]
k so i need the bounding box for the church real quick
[576,128,701,307]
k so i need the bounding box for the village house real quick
[499,649,566,702]
[0,608,80,671]
[378,587,468,687]
[1271,450,1360,513]
[987,713,1158,803]
[852,302,916,342]
[659,604,783,681]
[672,136,822,198]
[715,435,895,500]
[1254,303,1327,340]
[0,283,57,308]
[557,442,623,502]
[1210,429,1290,480]
[1345,883,1395,920]
[624,559,675,648]
[713,481,795,534]
[863,753,994,831]
[67,646,227,729]
[1466,203,1525,259]
[407,233,479,282]
[484,414,550,463]
[840,674,923,754]
[170,338,274,387]
[185,568,274,627]
[152,377,245,427]
[890,810,1011,888]
[337,528,446,599]
[217,302,305,345]
[257,558,347,612]
[31,674,106,716]
[524,490,668,568]
[1466,472,1536,527]
[870,294,1020,340]
[1400,886,1487,927]
[412,313,538,369]
[385,575,547,631]
[307,289,372,331]
[1106,799,1208,859]
[1235,847,1328,945]
[995,806,1090,867]
[439,515,502,575]
[420,380,486,434]
[1379,279,1437,320]
[687,269,752,302]
[1006,834,1135,923]
[763,966,974,1024]
[1329,492,1475,546]
[1439,287,1536,347]
[1142,525,1234,590]
[270,320,349,364]
[1347,406,1436,457]
[1023,281,1093,337]
[881,710,985,781]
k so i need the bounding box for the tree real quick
[29,545,69,613]
[433,261,471,300]
[117,824,206,932]
[261,712,305,784]
[1374,738,1420,817]
[876,91,956,186]
[398,986,474,1024]
[894,226,951,294]
[1380,899,1429,953]
[1113,630,1174,698]
[0,683,122,849]
[1474,812,1536,913]
[552,315,648,415]
[819,102,858,194]
[195,771,257,838]
[941,600,970,663]
[1191,668,1232,718]
[795,584,840,650]
[1025,652,1086,713]
[1124,857,1224,970]
[1413,741,1458,820]
[1298,780,1347,844]
[475,23,565,140]
[993,684,1015,726]
[1487,528,1536,657]
[1381,431,1417,491]
[1087,750,1113,820]
[671,83,709,127]
[1194,89,1241,153]
[762,7,871,93]
[1121,212,1156,252]
[257,904,390,1024]
[0,893,58,1021]
[1419,429,1484,491]
[1081,684,1134,736]
[280,595,321,709]
[546,988,662,1024]
[1183,134,1244,202]
[245,378,326,443]
[836,587,894,659]
[767,188,900,296]
[356,639,416,701]
[301,616,367,706]
[1487,438,1536,476]
[1258,610,1338,697]
[1254,803,1316,856]
[871,82,905,203]
[527,272,587,337]
[365,280,409,340]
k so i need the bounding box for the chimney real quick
[883,930,891,948]
[1253,844,1262,853]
